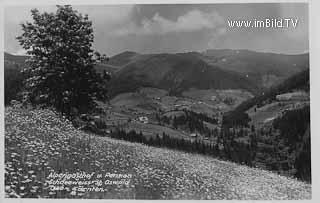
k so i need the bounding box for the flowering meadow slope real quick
[5,106,311,199]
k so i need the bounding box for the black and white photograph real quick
[2,0,318,201]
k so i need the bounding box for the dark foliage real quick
[16,5,109,117]
[273,106,311,182]
[109,127,256,169]
[160,109,218,136]
[4,67,24,105]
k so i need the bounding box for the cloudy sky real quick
[5,3,308,56]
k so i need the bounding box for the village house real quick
[138,116,149,124]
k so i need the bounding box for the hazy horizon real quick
[5,48,310,58]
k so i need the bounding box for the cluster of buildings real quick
[135,116,149,124]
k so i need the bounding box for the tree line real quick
[109,127,257,167]
[158,109,218,136]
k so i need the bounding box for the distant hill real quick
[4,51,120,73]
[222,69,309,127]
[4,52,29,66]
[3,51,137,75]
[201,49,309,87]
[105,49,309,97]
[5,50,309,101]
[202,49,308,75]
[94,63,119,74]
[108,52,261,97]
[103,51,141,67]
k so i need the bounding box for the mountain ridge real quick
[4,49,309,99]
[108,52,261,97]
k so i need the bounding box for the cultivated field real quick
[246,100,310,127]
[110,87,247,116]
[182,88,253,111]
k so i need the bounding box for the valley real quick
[101,87,253,142]
[4,49,311,181]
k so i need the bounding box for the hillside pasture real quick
[182,88,253,111]
[247,101,310,127]
[138,87,168,99]
[5,106,311,199]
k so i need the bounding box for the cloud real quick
[5,4,307,56]
[76,5,134,27]
[207,27,228,48]
[4,5,135,55]
[112,9,225,36]
[279,3,308,42]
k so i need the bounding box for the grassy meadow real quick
[5,105,311,199]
